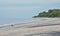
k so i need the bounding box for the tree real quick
[33,9,60,18]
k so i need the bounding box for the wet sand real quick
[0,18,60,36]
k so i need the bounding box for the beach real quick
[0,18,60,36]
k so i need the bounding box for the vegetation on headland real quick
[33,9,60,18]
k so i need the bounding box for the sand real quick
[0,18,60,36]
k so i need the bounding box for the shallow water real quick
[0,18,40,26]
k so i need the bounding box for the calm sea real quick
[0,18,39,26]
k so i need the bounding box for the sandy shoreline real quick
[0,18,60,36]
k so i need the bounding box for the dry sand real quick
[0,18,60,36]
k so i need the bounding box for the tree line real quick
[33,9,60,18]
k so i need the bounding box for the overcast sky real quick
[0,0,60,18]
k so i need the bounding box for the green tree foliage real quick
[33,9,60,18]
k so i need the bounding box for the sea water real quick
[0,18,39,26]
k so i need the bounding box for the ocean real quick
[0,18,39,26]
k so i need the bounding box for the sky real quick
[0,0,60,18]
